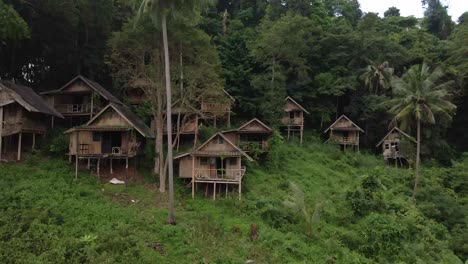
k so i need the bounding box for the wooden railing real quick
[282,117,303,126]
[56,104,94,114]
[330,136,358,145]
[201,102,231,113]
[2,121,45,136]
[239,141,269,151]
[194,168,246,181]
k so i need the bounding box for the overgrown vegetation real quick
[1,141,465,262]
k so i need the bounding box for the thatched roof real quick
[324,115,363,133]
[285,96,310,114]
[85,102,154,138]
[376,127,416,147]
[41,75,122,104]
[0,81,63,118]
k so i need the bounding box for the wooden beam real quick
[97,157,101,179]
[192,155,195,199]
[75,154,78,180]
[32,133,36,150]
[213,182,216,200]
[110,158,113,174]
[125,157,128,190]
[17,132,22,161]
[0,107,3,161]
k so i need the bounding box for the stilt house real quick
[282,96,309,143]
[65,102,154,178]
[150,105,199,150]
[201,89,234,127]
[174,133,253,200]
[325,115,363,151]
[223,118,272,154]
[0,82,63,161]
[42,75,122,126]
[376,127,416,163]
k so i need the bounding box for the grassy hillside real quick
[0,139,465,263]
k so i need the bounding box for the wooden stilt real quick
[51,116,54,128]
[213,182,217,200]
[32,133,36,150]
[191,156,195,199]
[300,126,303,144]
[97,158,101,179]
[75,154,78,180]
[287,126,290,141]
[69,155,72,163]
[239,180,242,201]
[0,107,3,161]
[225,183,228,198]
[125,157,128,190]
[205,184,208,197]
[87,158,90,169]
[110,158,113,174]
[17,132,22,161]
[214,116,217,128]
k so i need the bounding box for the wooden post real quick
[90,92,94,119]
[17,132,22,161]
[75,154,78,180]
[125,157,128,190]
[191,155,195,199]
[97,157,100,179]
[110,158,113,174]
[0,107,3,161]
[239,180,242,201]
[300,125,303,144]
[225,183,228,198]
[87,158,90,169]
[213,182,216,200]
[51,116,54,128]
[32,133,36,150]
[287,126,290,141]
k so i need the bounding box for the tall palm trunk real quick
[162,13,176,224]
[412,118,421,200]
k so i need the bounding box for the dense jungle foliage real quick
[0,0,467,262]
[0,140,466,263]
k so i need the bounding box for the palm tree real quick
[137,0,214,225]
[388,63,456,200]
[360,61,394,95]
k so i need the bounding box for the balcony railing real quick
[201,102,231,113]
[56,104,94,114]
[282,117,303,126]
[330,136,358,145]
[239,141,269,152]
[2,121,46,136]
[194,168,246,181]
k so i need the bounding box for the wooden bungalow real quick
[376,127,416,165]
[324,115,363,151]
[42,75,122,126]
[201,89,234,127]
[174,133,253,200]
[0,82,63,161]
[65,102,154,180]
[223,118,272,154]
[282,96,310,144]
[150,105,200,150]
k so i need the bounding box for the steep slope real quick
[0,141,464,263]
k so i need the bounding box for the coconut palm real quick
[360,60,394,95]
[388,63,456,200]
[137,0,213,224]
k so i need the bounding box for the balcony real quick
[56,104,95,115]
[329,136,359,145]
[201,102,231,113]
[282,117,303,126]
[2,121,46,136]
[239,141,269,152]
[194,168,246,182]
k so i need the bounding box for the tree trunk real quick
[162,13,176,224]
[412,118,421,201]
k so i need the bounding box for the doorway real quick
[101,132,122,154]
